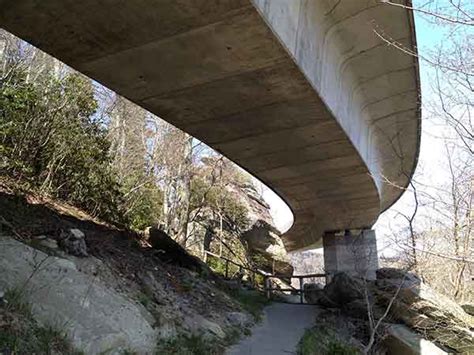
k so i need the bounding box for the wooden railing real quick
[204,250,326,304]
[264,273,326,304]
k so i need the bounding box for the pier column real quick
[323,229,378,282]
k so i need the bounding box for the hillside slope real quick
[0,179,263,354]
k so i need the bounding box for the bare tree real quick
[374,0,473,302]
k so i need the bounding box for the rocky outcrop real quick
[241,220,293,276]
[321,273,365,307]
[375,268,474,353]
[178,156,294,279]
[58,228,88,256]
[233,182,273,226]
[234,183,294,277]
[312,269,474,354]
[0,187,259,354]
[0,236,156,354]
[236,184,293,277]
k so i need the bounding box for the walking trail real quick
[226,303,318,355]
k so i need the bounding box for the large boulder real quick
[184,314,226,340]
[303,283,324,304]
[58,228,88,257]
[321,272,365,307]
[381,324,448,355]
[0,236,156,354]
[374,268,474,353]
[315,269,474,353]
[241,220,293,277]
[317,273,386,319]
[146,227,207,273]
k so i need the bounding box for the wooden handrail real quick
[204,250,256,272]
[204,251,327,278]
[203,250,327,304]
[265,288,302,292]
[267,273,327,279]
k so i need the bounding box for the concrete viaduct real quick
[0,0,421,279]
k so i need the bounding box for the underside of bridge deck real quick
[0,0,420,251]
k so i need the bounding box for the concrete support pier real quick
[323,230,378,282]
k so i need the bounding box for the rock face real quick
[0,236,156,354]
[314,269,474,354]
[182,163,292,279]
[0,187,258,354]
[184,314,226,339]
[375,268,474,353]
[234,182,273,226]
[206,174,293,277]
[241,220,293,276]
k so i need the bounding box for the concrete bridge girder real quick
[0,0,420,252]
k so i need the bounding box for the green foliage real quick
[3,288,32,318]
[179,278,194,293]
[0,41,165,230]
[0,64,124,223]
[0,288,83,354]
[223,327,242,345]
[253,273,265,287]
[207,257,238,277]
[155,333,223,355]
[0,34,257,243]
[120,176,163,230]
[227,289,269,321]
[207,257,226,275]
[190,175,250,233]
[298,327,360,355]
[137,293,151,308]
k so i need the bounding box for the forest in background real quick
[372,1,473,303]
[0,30,261,266]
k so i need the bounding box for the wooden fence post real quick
[265,276,271,300]
[299,276,304,304]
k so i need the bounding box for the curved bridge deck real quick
[0,0,420,251]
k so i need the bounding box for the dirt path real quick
[226,303,318,355]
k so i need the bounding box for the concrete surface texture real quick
[226,303,318,355]
[0,0,420,251]
[323,229,379,281]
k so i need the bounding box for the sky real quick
[262,1,472,253]
[375,1,472,256]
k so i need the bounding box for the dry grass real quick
[0,288,83,354]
